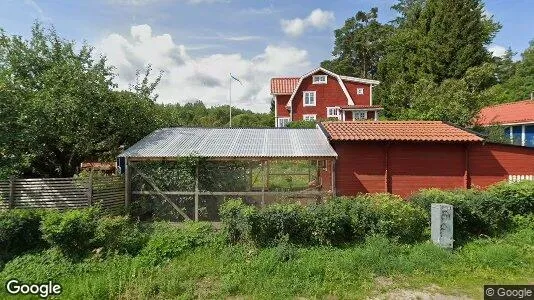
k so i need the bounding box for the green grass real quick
[2,227,533,299]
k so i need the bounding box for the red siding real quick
[332,142,387,195]
[276,95,290,117]
[343,81,372,106]
[469,143,534,188]
[388,143,465,197]
[291,72,349,121]
[328,141,534,198]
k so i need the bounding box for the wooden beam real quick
[9,176,15,209]
[87,172,93,206]
[131,164,191,221]
[194,164,199,221]
[133,190,327,196]
[385,143,391,193]
[124,158,131,210]
[261,161,266,206]
[331,159,336,197]
[464,144,471,189]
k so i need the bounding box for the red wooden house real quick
[319,121,534,198]
[271,67,381,127]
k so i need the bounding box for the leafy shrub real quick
[410,188,513,242]
[487,181,534,215]
[0,209,46,262]
[308,200,353,245]
[219,199,255,243]
[249,204,311,247]
[366,194,428,243]
[138,221,214,266]
[220,195,428,247]
[40,208,100,257]
[93,215,148,256]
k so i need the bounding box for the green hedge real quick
[0,210,45,263]
[220,194,428,246]
[409,181,534,243]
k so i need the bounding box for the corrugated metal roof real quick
[119,128,337,159]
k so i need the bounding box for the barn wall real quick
[469,143,534,188]
[275,95,291,118]
[326,140,534,198]
[343,80,372,106]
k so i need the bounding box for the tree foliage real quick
[321,8,393,79]
[0,23,273,179]
[375,0,501,125]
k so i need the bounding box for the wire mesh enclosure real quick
[128,158,334,221]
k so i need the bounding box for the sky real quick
[1,0,533,112]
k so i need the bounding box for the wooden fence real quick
[0,175,124,212]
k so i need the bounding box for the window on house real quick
[353,111,367,120]
[312,75,327,84]
[303,114,317,121]
[326,107,340,119]
[303,91,316,106]
[357,88,364,95]
[277,117,290,128]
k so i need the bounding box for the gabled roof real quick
[339,105,383,110]
[284,67,380,108]
[320,121,483,142]
[477,100,534,126]
[119,128,337,160]
[271,77,299,95]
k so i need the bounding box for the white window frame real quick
[303,114,317,121]
[326,107,340,120]
[352,111,367,120]
[357,88,364,95]
[277,117,290,128]
[312,75,327,84]
[303,91,316,107]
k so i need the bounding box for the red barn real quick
[319,121,534,198]
[271,67,381,127]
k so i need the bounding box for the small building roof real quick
[477,100,534,126]
[271,77,299,95]
[119,127,338,160]
[320,121,483,142]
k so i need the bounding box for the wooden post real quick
[464,145,471,189]
[261,161,266,207]
[265,161,270,191]
[124,157,131,210]
[331,159,336,197]
[194,164,199,221]
[8,176,15,209]
[87,171,93,206]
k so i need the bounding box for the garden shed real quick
[118,127,338,221]
[319,121,534,198]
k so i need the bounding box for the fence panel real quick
[0,176,124,212]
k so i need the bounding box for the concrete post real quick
[431,203,454,249]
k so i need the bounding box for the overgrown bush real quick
[93,215,148,256]
[138,221,214,266]
[409,183,534,242]
[0,210,46,262]
[220,195,428,247]
[40,208,100,257]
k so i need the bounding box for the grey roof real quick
[119,128,337,159]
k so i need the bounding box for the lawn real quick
[1,226,533,299]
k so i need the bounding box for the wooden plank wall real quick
[0,176,124,212]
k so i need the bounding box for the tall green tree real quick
[0,23,159,177]
[321,8,393,78]
[485,40,534,103]
[376,0,501,124]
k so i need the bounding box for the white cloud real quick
[488,44,507,57]
[281,9,335,37]
[97,24,310,112]
[239,7,278,15]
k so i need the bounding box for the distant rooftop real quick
[321,121,483,142]
[477,100,534,126]
[119,127,337,160]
